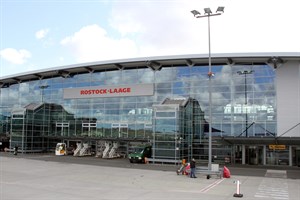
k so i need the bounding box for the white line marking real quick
[199,178,225,193]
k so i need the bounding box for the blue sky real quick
[1,0,299,78]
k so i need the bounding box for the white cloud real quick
[109,0,300,56]
[59,3,203,62]
[0,48,31,65]
[35,28,49,40]
[60,24,138,62]
[110,1,201,56]
[57,0,300,66]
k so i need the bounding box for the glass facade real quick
[0,63,277,161]
[152,98,205,161]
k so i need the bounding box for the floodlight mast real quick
[191,6,224,171]
[39,85,49,103]
[237,70,253,137]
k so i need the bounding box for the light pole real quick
[39,84,49,149]
[39,85,49,103]
[237,70,253,137]
[191,7,224,170]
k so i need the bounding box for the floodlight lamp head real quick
[237,70,253,75]
[191,10,201,17]
[267,56,283,69]
[185,59,194,66]
[39,85,49,89]
[216,6,225,13]
[204,8,212,15]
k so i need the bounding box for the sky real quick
[0,0,299,78]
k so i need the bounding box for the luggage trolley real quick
[176,159,190,175]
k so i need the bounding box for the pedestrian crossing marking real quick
[265,169,287,178]
[254,178,289,199]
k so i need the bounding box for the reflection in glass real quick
[0,63,276,159]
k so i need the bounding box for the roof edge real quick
[1,52,299,82]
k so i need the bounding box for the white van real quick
[55,143,67,156]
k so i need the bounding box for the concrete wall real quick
[277,60,300,137]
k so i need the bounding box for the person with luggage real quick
[190,158,197,178]
[177,159,189,175]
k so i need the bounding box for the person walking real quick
[13,145,18,155]
[190,158,197,178]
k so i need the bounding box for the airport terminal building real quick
[1,52,300,166]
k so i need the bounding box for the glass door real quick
[111,123,128,138]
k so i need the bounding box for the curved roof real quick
[1,52,299,87]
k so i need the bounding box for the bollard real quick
[233,180,243,198]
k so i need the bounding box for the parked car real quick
[128,145,152,163]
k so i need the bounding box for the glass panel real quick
[2,62,276,157]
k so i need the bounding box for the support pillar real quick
[242,145,246,165]
[289,145,292,166]
[263,145,266,165]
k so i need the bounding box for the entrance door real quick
[111,123,128,138]
[296,149,300,167]
[82,123,96,137]
[245,146,264,165]
[56,122,69,136]
[246,146,258,165]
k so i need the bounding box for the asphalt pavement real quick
[1,152,300,200]
[1,152,299,179]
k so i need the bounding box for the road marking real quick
[254,178,289,199]
[21,155,54,159]
[199,178,225,193]
[265,169,287,178]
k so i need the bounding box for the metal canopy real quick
[0,52,299,87]
[217,136,300,146]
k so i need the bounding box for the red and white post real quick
[233,180,243,198]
